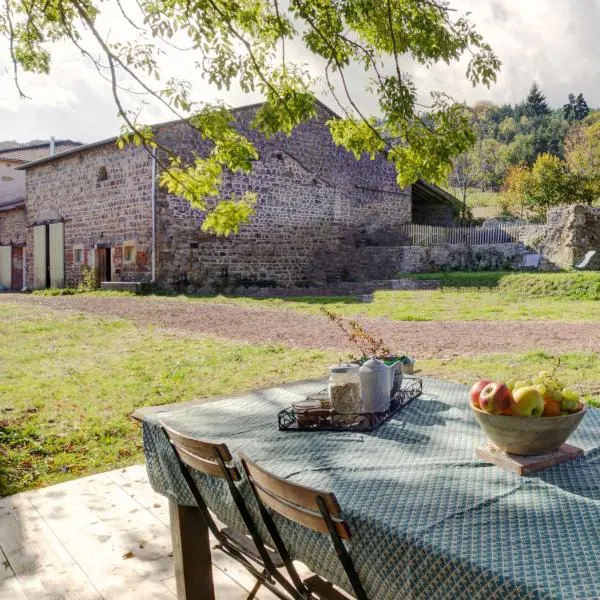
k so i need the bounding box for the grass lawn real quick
[146,271,600,322]
[0,304,338,496]
[3,299,600,495]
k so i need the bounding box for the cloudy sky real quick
[1,0,599,145]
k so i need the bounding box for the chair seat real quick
[221,527,284,567]
[303,574,354,599]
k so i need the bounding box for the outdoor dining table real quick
[137,376,600,600]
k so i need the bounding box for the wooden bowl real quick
[471,404,587,456]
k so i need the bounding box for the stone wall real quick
[154,107,411,289]
[519,204,600,269]
[24,144,153,287]
[0,207,26,246]
[344,243,527,280]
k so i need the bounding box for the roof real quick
[0,140,82,163]
[412,180,460,205]
[0,198,26,212]
[17,99,341,170]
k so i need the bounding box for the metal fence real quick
[398,223,531,246]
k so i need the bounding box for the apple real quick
[542,397,561,417]
[511,386,544,417]
[469,379,493,408]
[479,382,512,414]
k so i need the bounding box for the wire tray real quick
[278,376,423,433]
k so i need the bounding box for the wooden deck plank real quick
[0,465,320,599]
[0,544,28,600]
[0,494,101,600]
[105,465,170,527]
[25,473,173,599]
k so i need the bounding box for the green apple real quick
[511,386,544,417]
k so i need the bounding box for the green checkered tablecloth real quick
[142,378,600,600]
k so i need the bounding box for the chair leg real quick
[246,569,266,600]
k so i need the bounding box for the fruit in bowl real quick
[479,382,512,415]
[470,371,587,455]
[469,379,492,409]
[511,386,544,417]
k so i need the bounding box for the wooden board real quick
[476,443,584,475]
[0,466,282,600]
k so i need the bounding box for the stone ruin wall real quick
[519,204,600,270]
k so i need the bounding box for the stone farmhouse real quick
[6,101,458,291]
[0,140,81,290]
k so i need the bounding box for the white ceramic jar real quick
[359,358,390,412]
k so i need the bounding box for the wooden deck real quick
[0,465,303,599]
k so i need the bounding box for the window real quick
[97,166,108,182]
[73,246,84,265]
[123,242,136,263]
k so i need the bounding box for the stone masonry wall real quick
[0,207,27,246]
[24,144,153,287]
[154,107,411,288]
[345,243,526,279]
[519,204,600,269]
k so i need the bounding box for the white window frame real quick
[73,245,84,265]
[123,241,136,264]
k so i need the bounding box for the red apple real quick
[479,382,512,415]
[469,379,493,409]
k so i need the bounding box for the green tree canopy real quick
[564,121,600,204]
[564,93,590,121]
[524,83,551,118]
[1,0,500,235]
[501,153,570,219]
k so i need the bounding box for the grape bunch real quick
[506,371,582,416]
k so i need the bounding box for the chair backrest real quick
[240,453,351,540]
[163,424,241,482]
[241,454,369,600]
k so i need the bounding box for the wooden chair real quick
[240,453,369,600]
[163,425,297,600]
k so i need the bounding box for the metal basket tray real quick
[278,377,423,432]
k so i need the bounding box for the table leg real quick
[169,500,215,600]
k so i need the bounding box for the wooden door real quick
[49,222,65,288]
[11,246,23,291]
[33,224,47,289]
[95,247,111,283]
[0,246,10,289]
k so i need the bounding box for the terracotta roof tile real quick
[0,141,82,163]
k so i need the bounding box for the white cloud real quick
[1,1,599,143]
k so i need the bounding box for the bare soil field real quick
[2,293,599,358]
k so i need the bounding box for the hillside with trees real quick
[448,83,598,222]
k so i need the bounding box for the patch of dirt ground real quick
[2,293,600,359]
